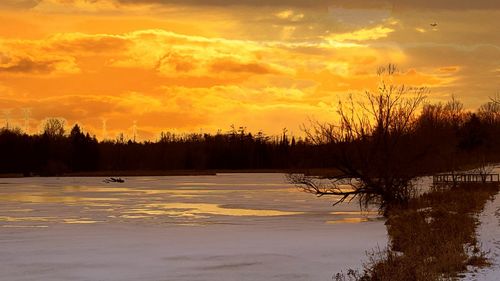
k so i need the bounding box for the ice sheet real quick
[0,173,387,281]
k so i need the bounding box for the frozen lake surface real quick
[0,173,387,281]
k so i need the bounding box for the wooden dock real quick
[433,173,500,185]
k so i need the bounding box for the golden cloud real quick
[0,27,467,139]
[325,25,395,42]
[275,9,305,22]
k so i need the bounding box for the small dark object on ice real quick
[103,177,125,183]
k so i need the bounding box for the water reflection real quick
[63,218,101,224]
[325,210,382,224]
[64,186,134,193]
[326,218,371,224]
[0,174,380,227]
[5,208,33,212]
[127,203,302,218]
[0,193,119,204]
[330,211,380,215]
[1,225,49,228]
[0,215,102,224]
[0,216,53,222]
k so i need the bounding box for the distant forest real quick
[0,97,499,176]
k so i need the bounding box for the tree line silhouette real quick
[0,122,318,175]
[288,65,500,213]
[0,97,499,177]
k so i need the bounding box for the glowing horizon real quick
[1,1,499,140]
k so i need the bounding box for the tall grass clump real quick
[335,182,499,281]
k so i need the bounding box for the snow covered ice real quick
[0,173,387,281]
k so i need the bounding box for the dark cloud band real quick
[118,0,500,10]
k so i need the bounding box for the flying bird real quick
[430,22,438,27]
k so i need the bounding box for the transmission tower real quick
[23,108,31,134]
[132,120,138,142]
[101,118,108,140]
[2,109,11,129]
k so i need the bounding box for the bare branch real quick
[291,65,428,212]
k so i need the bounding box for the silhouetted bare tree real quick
[43,118,66,138]
[289,65,428,213]
[478,100,500,124]
[491,93,500,105]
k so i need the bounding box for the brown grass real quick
[336,182,499,281]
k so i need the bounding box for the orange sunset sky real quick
[0,0,499,140]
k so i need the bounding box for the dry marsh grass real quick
[336,182,499,281]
